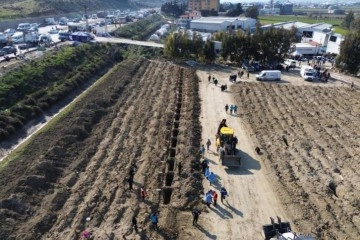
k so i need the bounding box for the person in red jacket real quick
[212,190,218,206]
[140,187,146,200]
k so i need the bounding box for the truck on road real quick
[300,66,315,81]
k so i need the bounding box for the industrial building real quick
[188,0,220,12]
[190,17,257,33]
[261,21,343,54]
[274,1,294,15]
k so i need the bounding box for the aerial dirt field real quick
[0,58,360,240]
[234,83,360,239]
[196,65,360,240]
[0,58,203,240]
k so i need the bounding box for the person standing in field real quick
[220,187,228,203]
[208,172,216,186]
[150,212,159,231]
[200,144,205,158]
[208,74,211,82]
[127,177,133,190]
[140,187,146,200]
[132,216,138,232]
[178,161,182,175]
[212,190,218,206]
[206,139,211,151]
[205,191,213,207]
[192,208,201,225]
[225,104,229,113]
[229,104,234,115]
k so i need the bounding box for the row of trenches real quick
[162,68,184,205]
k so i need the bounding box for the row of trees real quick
[160,1,187,17]
[164,27,296,64]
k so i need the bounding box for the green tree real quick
[336,32,360,74]
[226,3,243,17]
[341,10,355,29]
[350,16,360,32]
[245,6,259,19]
[200,40,216,63]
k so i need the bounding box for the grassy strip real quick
[258,15,349,35]
[113,14,165,40]
[0,60,124,172]
[0,43,123,141]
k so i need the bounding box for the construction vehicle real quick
[217,125,241,167]
[263,217,315,240]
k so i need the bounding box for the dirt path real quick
[195,66,292,239]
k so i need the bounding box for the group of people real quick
[225,104,238,115]
[208,74,219,86]
[203,187,229,208]
[201,159,217,186]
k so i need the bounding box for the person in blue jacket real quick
[150,212,159,231]
[208,172,216,186]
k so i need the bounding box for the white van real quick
[39,34,52,43]
[300,66,315,81]
[17,23,31,31]
[11,32,24,43]
[256,70,281,81]
[284,59,297,68]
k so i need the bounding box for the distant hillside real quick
[0,0,134,19]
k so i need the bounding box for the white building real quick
[311,32,344,55]
[190,17,257,32]
[261,21,343,54]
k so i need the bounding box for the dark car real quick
[0,46,17,56]
[242,63,255,72]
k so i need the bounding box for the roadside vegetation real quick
[0,43,162,142]
[0,0,132,19]
[112,14,164,40]
[165,27,296,65]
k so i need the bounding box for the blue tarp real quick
[69,32,92,42]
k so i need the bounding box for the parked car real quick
[17,23,31,31]
[48,29,59,34]
[18,43,33,50]
[0,46,17,56]
[0,32,7,44]
[58,17,69,25]
[72,18,81,23]
[242,63,255,72]
[4,28,16,36]
[29,23,40,31]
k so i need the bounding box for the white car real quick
[48,29,59,34]
[4,28,16,36]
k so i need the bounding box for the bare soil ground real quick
[0,58,203,240]
[1,59,360,240]
[195,65,360,240]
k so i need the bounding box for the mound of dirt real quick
[0,58,203,239]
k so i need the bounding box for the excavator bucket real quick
[221,155,241,167]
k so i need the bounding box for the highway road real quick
[0,19,164,66]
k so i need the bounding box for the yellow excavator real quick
[216,123,241,167]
